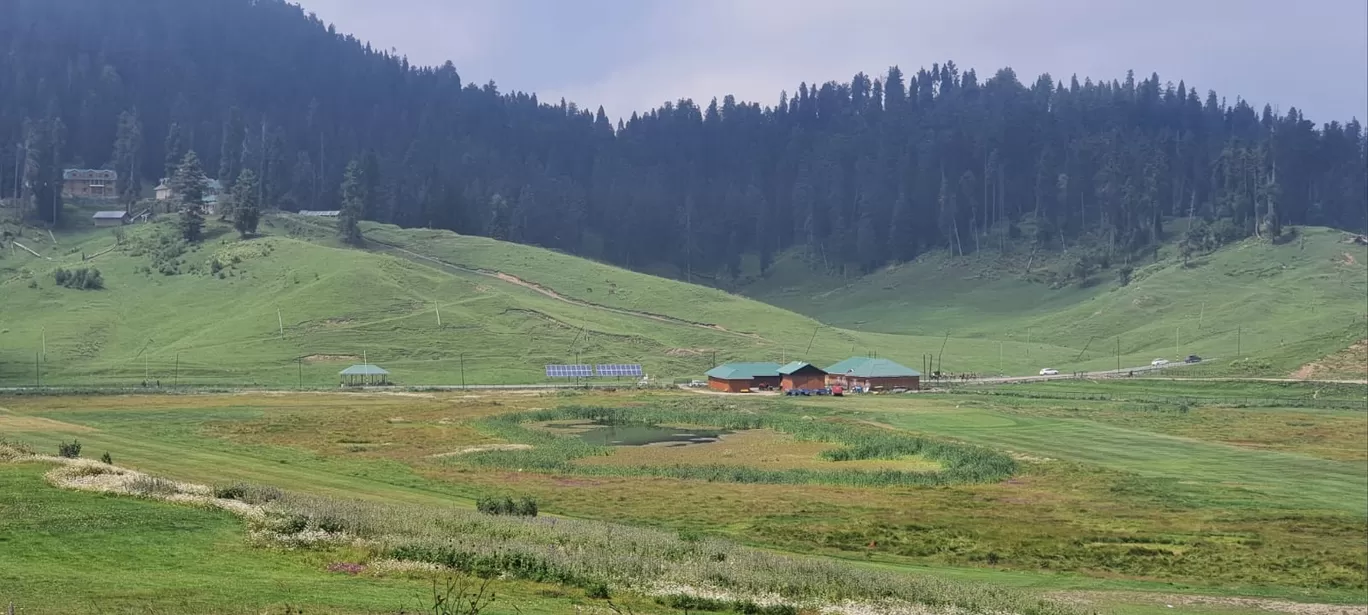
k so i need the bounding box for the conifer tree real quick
[232,168,261,237]
[173,151,207,242]
[337,159,364,244]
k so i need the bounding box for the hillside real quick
[739,225,1368,377]
[1,211,1098,386]
[2,209,1363,387]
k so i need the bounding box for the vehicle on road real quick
[687,379,707,388]
[1185,355,1202,363]
[1151,358,1170,366]
[1039,368,1059,376]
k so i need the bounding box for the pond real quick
[573,423,731,447]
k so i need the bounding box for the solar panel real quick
[596,364,643,377]
[545,364,593,378]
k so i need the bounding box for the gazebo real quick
[340,364,390,386]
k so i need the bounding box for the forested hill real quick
[3,0,1365,277]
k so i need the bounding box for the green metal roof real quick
[340,364,389,376]
[777,361,824,375]
[824,357,920,378]
[705,362,782,380]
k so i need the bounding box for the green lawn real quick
[807,394,1367,514]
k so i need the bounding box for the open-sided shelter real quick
[340,364,390,386]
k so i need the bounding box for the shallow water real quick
[573,423,731,447]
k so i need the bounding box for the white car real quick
[1151,358,1170,367]
[1038,368,1059,376]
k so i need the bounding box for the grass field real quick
[2,207,1363,387]
[1,385,1363,614]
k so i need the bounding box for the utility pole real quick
[1237,326,1241,358]
[298,356,303,389]
[35,351,40,387]
[1175,326,1180,358]
[460,353,466,389]
[174,352,179,387]
[41,327,45,359]
[1116,336,1121,374]
[999,341,1003,375]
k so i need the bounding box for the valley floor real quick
[1,382,1364,614]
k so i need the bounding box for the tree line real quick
[2,0,1363,276]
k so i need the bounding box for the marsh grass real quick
[257,490,1083,615]
[459,403,1015,487]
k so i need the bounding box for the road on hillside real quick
[936,359,1206,386]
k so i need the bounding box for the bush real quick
[57,440,82,458]
[127,475,181,497]
[52,267,104,290]
[214,482,284,504]
[476,495,539,517]
[100,451,113,465]
[584,582,611,600]
[1117,266,1134,286]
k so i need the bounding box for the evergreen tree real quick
[172,151,207,242]
[337,159,364,244]
[23,116,66,225]
[218,107,245,191]
[163,122,185,182]
[232,168,261,237]
[113,110,142,207]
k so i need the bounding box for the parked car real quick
[1185,355,1202,364]
[687,379,707,388]
[1039,368,1059,376]
[1151,358,1170,366]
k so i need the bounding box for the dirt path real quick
[364,235,763,341]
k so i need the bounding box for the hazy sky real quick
[299,0,1368,123]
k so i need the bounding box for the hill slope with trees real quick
[1,0,1364,281]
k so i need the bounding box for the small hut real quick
[340,364,390,386]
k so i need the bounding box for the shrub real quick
[584,582,611,600]
[100,451,113,465]
[127,475,181,497]
[215,482,284,504]
[1117,265,1134,286]
[476,495,539,517]
[57,440,82,458]
[52,267,103,290]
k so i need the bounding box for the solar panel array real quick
[545,364,593,378]
[596,364,643,377]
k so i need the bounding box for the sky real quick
[298,0,1368,124]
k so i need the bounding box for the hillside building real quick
[704,362,782,393]
[825,357,920,391]
[777,361,827,391]
[91,210,130,227]
[63,169,118,199]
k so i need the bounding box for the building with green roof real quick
[704,362,782,392]
[824,357,920,391]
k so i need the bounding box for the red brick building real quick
[778,361,827,391]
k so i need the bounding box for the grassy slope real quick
[740,227,1368,376]
[0,214,1083,386]
[2,208,1363,386]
